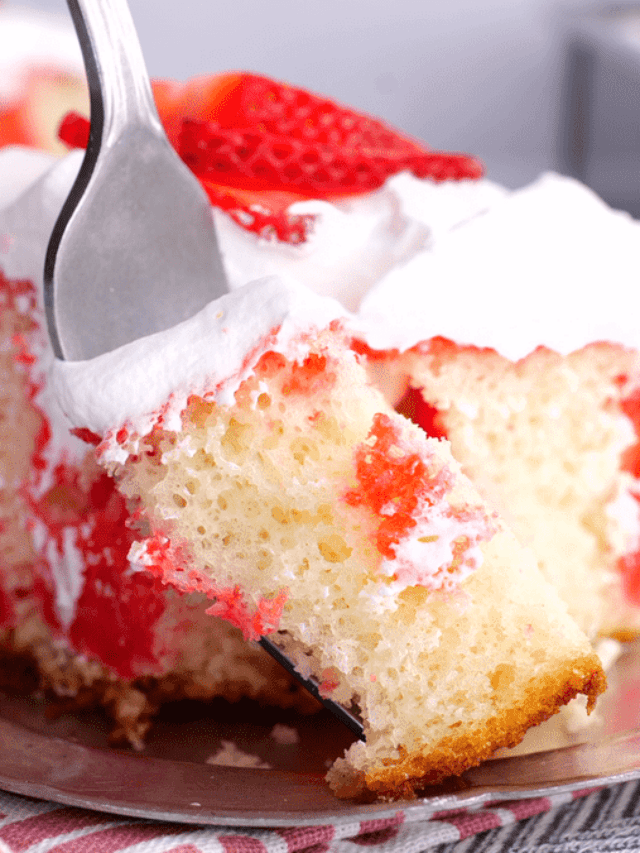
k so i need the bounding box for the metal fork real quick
[44,0,228,361]
[44,0,364,741]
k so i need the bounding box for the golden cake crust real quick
[328,650,606,800]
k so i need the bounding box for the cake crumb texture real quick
[392,340,640,640]
[105,323,604,797]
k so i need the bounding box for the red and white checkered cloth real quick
[1,781,639,853]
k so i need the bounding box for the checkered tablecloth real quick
[1,779,639,853]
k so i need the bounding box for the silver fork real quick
[44,0,228,361]
[44,0,364,741]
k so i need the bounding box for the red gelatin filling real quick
[1,271,168,677]
[344,413,453,560]
[396,386,448,440]
[618,386,640,605]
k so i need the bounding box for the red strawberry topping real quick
[58,110,90,149]
[58,72,483,243]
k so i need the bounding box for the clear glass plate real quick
[1,641,640,827]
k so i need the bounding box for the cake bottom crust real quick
[327,651,606,801]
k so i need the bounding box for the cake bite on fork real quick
[52,273,605,799]
[43,0,366,738]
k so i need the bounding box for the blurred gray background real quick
[10,0,640,210]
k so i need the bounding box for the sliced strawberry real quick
[179,118,481,195]
[199,182,315,243]
[58,71,483,243]
[151,74,245,147]
[177,73,483,194]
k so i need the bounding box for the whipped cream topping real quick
[0,146,505,314]
[3,146,640,440]
[357,173,640,360]
[215,172,507,312]
[52,275,348,443]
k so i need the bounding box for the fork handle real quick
[67,0,164,148]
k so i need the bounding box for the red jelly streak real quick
[69,474,167,678]
[396,386,448,440]
[621,388,640,479]
[139,530,287,642]
[254,349,338,398]
[253,350,287,378]
[1,272,168,675]
[70,427,101,446]
[28,571,60,633]
[283,353,335,396]
[345,413,452,559]
[206,587,287,642]
[618,387,640,605]
[0,584,14,628]
[30,467,167,679]
[350,338,399,361]
[30,416,51,476]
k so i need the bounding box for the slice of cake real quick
[388,342,640,642]
[53,275,604,799]
[1,61,630,796]
[356,173,640,642]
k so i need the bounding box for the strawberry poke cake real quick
[0,49,638,798]
[59,69,640,644]
[51,274,604,800]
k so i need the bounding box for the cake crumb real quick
[270,723,300,745]
[206,740,272,769]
